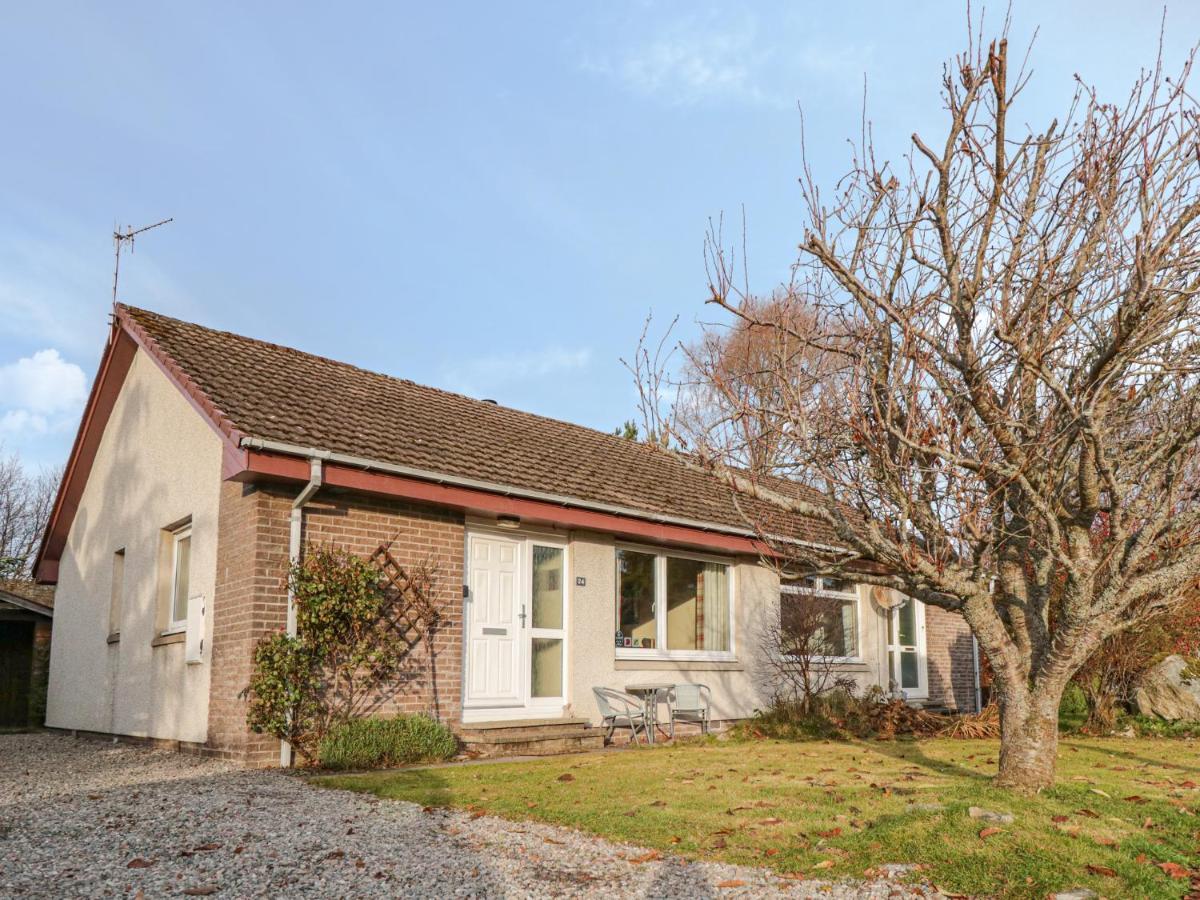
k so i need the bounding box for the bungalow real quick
[36,305,978,765]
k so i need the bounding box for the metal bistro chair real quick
[668,683,712,738]
[592,686,650,745]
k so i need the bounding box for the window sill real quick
[615,658,744,672]
[106,632,120,645]
[151,630,186,648]
[616,651,737,664]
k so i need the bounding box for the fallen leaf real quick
[1090,788,1111,798]
[978,827,1002,839]
[1051,815,1070,824]
[1076,808,1101,818]
[324,850,345,861]
[469,811,486,820]
[717,880,746,888]
[1094,836,1118,847]
[712,837,728,849]
[761,817,784,826]
[126,859,154,869]
[649,800,666,808]
[813,859,835,869]
[669,836,682,844]
[1086,864,1117,877]
[1157,861,1191,879]
[182,888,219,897]
[1123,795,1148,804]
[543,837,564,845]
[629,851,662,864]
[816,827,842,838]
[556,773,575,783]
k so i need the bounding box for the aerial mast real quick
[112,217,173,304]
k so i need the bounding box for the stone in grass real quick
[968,806,1015,825]
[1052,890,1098,900]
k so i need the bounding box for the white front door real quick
[463,530,568,718]
[886,597,928,700]
[465,533,522,706]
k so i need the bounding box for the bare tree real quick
[677,289,841,476]
[648,33,1200,791]
[0,448,60,579]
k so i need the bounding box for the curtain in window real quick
[700,563,729,651]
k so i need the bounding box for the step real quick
[455,718,596,743]
[461,732,606,759]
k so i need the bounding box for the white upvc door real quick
[465,533,523,707]
[463,530,568,719]
[886,596,928,700]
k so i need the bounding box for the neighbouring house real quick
[35,305,979,765]
[0,579,54,728]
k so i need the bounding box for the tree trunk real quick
[994,683,1064,792]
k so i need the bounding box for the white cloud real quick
[580,15,873,108]
[0,409,49,435]
[0,349,87,416]
[441,346,592,397]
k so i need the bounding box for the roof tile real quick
[121,306,834,546]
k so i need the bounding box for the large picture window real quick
[616,547,733,659]
[780,576,859,660]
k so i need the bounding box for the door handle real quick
[519,604,527,627]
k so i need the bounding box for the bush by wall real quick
[318,714,458,770]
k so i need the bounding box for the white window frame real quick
[614,543,737,662]
[778,576,862,664]
[166,524,192,633]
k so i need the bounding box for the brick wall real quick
[205,481,465,766]
[924,604,977,711]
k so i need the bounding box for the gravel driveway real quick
[0,733,942,898]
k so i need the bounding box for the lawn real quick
[315,735,1200,898]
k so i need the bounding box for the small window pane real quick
[781,591,856,658]
[172,533,191,624]
[616,550,656,648]
[531,637,563,697]
[532,546,563,629]
[666,557,729,651]
[897,599,916,646]
[900,649,919,688]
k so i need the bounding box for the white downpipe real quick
[971,635,983,713]
[280,456,324,767]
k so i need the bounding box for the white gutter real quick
[280,455,324,767]
[239,436,848,556]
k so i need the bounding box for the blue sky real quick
[2,2,1198,469]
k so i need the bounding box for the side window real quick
[167,522,192,630]
[108,548,125,637]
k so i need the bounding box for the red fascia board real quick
[115,306,248,462]
[35,308,249,583]
[34,324,136,582]
[240,450,771,556]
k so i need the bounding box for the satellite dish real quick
[871,586,905,611]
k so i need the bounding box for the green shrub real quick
[1127,714,1200,739]
[318,714,458,770]
[1058,682,1089,732]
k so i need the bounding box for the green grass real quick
[314,735,1200,898]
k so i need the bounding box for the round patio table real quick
[624,682,675,744]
